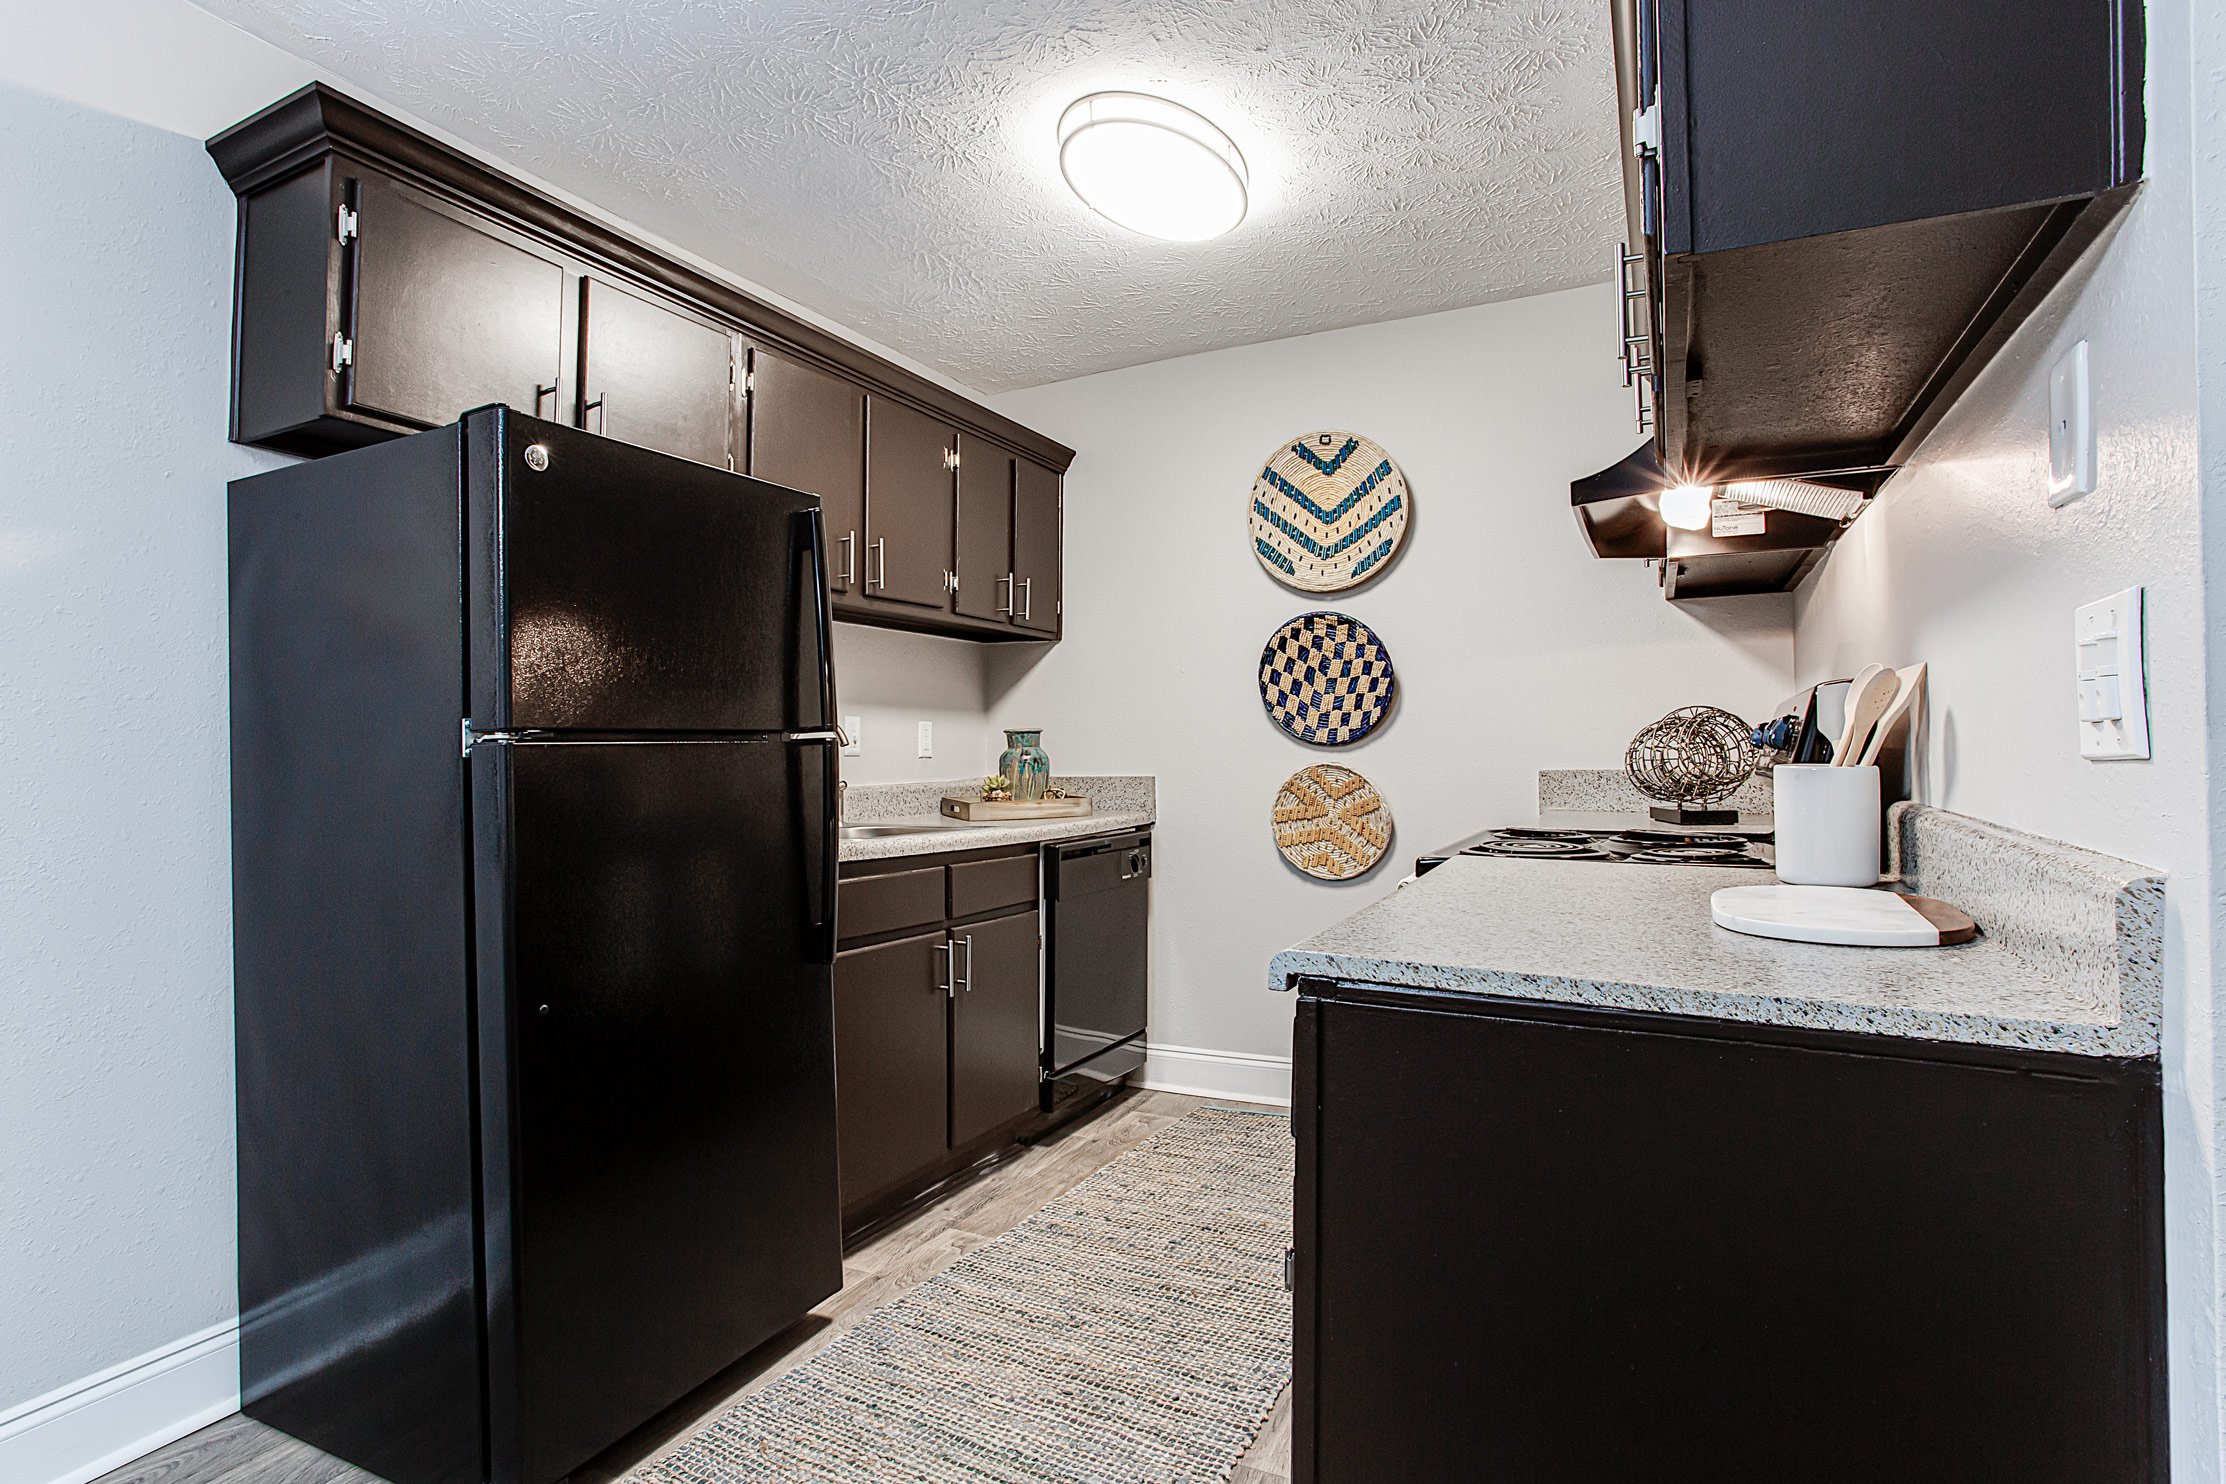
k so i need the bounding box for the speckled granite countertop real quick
[1271,803,2164,1059]
[839,775,1154,862]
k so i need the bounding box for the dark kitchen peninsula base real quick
[1290,979,2166,1484]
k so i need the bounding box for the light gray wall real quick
[1790,0,2221,1466]
[989,284,1798,1064]
[829,624,994,784]
[0,80,293,1407]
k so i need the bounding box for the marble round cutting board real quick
[1711,885,1977,947]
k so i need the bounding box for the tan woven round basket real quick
[1249,430,1410,594]
[1272,764,1393,880]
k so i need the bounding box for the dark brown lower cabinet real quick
[1291,982,2167,1484]
[950,909,1043,1147]
[834,846,1047,1238]
[832,930,949,1212]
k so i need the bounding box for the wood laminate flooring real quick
[100,1089,1293,1484]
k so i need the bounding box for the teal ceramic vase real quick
[998,730,1051,802]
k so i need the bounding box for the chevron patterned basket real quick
[1249,430,1410,593]
[1272,764,1393,880]
[1259,611,1396,746]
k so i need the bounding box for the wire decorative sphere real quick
[1625,705,1757,806]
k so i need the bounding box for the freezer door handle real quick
[794,508,838,733]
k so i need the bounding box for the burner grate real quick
[1462,838,1610,860]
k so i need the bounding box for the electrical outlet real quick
[916,720,934,758]
[2075,586,2149,760]
[2048,340,2095,507]
[842,715,862,756]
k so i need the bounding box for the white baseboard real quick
[1140,1041,1292,1107]
[0,1322,239,1484]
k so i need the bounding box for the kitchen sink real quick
[839,822,968,839]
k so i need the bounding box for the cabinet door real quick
[747,346,866,600]
[577,277,735,468]
[864,395,956,609]
[1297,994,2165,1484]
[954,437,1015,623]
[949,909,1042,1148]
[1011,459,1061,635]
[344,171,566,430]
[833,929,949,1208]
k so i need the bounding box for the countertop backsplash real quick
[1539,768,1775,816]
[843,775,1155,823]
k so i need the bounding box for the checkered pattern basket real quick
[1259,612,1396,746]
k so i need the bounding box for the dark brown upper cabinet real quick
[1012,460,1062,636]
[863,395,957,610]
[576,277,735,468]
[744,343,866,601]
[346,172,569,434]
[1613,0,2143,485]
[955,438,1016,624]
[208,83,1072,644]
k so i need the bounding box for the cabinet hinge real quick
[1631,104,1661,159]
[331,333,354,373]
[1283,1247,1295,1292]
[336,204,359,244]
[743,369,754,395]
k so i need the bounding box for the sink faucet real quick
[838,777,848,824]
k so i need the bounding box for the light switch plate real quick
[916,720,934,758]
[2075,586,2149,760]
[842,715,862,756]
[2048,339,2095,507]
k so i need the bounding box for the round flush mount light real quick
[1658,483,1713,531]
[1058,91,1248,241]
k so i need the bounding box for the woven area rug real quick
[632,1107,1294,1484]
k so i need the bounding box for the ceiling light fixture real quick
[1658,483,1714,531]
[1057,92,1248,241]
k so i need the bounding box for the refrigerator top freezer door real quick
[466,408,835,734]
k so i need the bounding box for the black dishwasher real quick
[1041,831,1151,1116]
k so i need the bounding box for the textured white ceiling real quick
[193,0,1623,392]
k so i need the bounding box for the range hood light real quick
[1658,483,1713,531]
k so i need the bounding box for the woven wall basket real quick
[1249,430,1410,593]
[1259,611,1396,746]
[1273,764,1394,880]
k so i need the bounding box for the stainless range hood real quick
[1570,445,1884,601]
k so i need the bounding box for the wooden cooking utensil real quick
[1857,663,1928,767]
[1834,664,1896,765]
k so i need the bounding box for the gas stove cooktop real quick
[1417,826,1774,875]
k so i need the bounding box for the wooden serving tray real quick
[939,795,1094,821]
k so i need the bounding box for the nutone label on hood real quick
[1711,500,1767,538]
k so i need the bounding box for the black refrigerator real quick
[229,407,843,1484]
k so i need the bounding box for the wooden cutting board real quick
[939,796,1094,821]
[1711,884,1977,947]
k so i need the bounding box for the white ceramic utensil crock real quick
[1772,764,1881,886]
